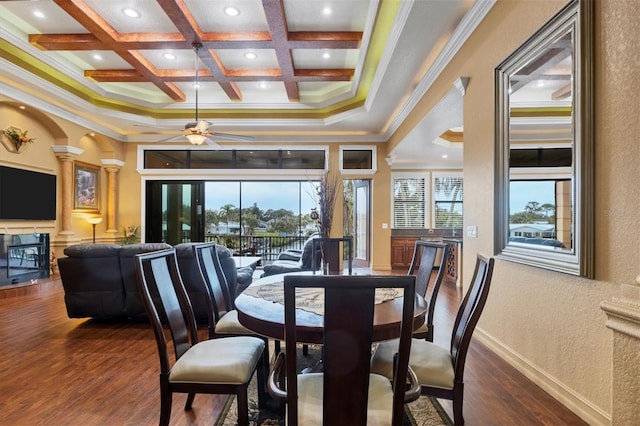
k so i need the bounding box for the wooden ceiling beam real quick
[53,0,185,101]
[36,0,362,103]
[262,0,298,102]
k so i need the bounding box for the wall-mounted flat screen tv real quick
[0,166,56,220]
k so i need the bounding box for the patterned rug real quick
[215,344,451,426]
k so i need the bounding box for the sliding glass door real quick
[145,181,204,245]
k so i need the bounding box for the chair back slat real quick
[283,274,416,425]
[409,241,449,341]
[194,243,232,320]
[135,249,199,367]
[323,286,375,424]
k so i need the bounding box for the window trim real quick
[339,145,377,175]
[136,144,330,177]
[391,172,430,229]
[431,171,463,229]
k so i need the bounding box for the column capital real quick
[101,159,125,170]
[51,145,83,161]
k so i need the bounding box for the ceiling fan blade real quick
[155,134,186,143]
[211,132,255,142]
[204,138,223,149]
[194,120,212,131]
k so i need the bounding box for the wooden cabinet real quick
[390,237,418,270]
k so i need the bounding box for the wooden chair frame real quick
[268,274,420,425]
[408,240,449,341]
[135,248,266,426]
[419,254,494,424]
[193,242,270,379]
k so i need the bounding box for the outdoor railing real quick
[201,234,309,264]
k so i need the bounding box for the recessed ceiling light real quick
[244,52,257,60]
[89,133,95,137]
[535,80,545,87]
[322,7,332,15]
[259,82,268,89]
[224,6,240,16]
[122,8,139,18]
[322,52,330,59]
[19,105,26,110]
[92,53,103,61]
[163,53,176,60]
[192,82,201,89]
[442,154,449,159]
[33,10,45,19]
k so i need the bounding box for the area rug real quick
[215,344,452,426]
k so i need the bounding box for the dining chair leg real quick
[159,385,172,426]
[257,348,268,408]
[453,383,465,425]
[184,392,195,410]
[236,388,250,426]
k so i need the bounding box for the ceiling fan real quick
[155,42,254,147]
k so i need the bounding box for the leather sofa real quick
[173,243,256,308]
[260,233,322,277]
[58,242,254,320]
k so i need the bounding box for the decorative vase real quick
[320,238,341,275]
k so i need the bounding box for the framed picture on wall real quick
[74,162,100,212]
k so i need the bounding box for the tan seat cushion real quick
[413,320,428,334]
[370,339,454,390]
[215,310,254,335]
[294,373,393,425]
[169,336,264,384]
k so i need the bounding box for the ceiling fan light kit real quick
[154,42,253,147]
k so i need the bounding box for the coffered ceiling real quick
[0,0,497,168]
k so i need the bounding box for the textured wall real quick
[392,0,640,422]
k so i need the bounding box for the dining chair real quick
[192,242,271,370]
[370,254,495,425]
[267,274,421,425]
[134,248,266,426]
[408,240,449,341]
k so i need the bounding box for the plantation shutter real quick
[392,176,426,228]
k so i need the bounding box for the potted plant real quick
[311,169,342,273]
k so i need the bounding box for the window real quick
[392,173,428,228]
[433,174,463,229]
[142,148,326,170]
[392,172,463,229]
[339,146,377,175]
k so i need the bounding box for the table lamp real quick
[86,217,103,244]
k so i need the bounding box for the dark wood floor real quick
[0,273,587,425]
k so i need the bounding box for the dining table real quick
[234,271,428,344]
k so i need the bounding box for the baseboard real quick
[474,328,611,426]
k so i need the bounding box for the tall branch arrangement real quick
[313,169,342,238]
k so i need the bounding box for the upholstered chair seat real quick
[169,336,264,384]
[295,373,396,425]
[371,339,455,390]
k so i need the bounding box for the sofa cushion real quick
[63,243,122,258]
[59,244,125,318]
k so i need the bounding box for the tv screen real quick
[0,166,57,220]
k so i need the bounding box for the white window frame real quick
[431,171,463,229]
[339,145,377,175]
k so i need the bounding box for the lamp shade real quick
[186,133,207,145]
[86,217,103,225]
